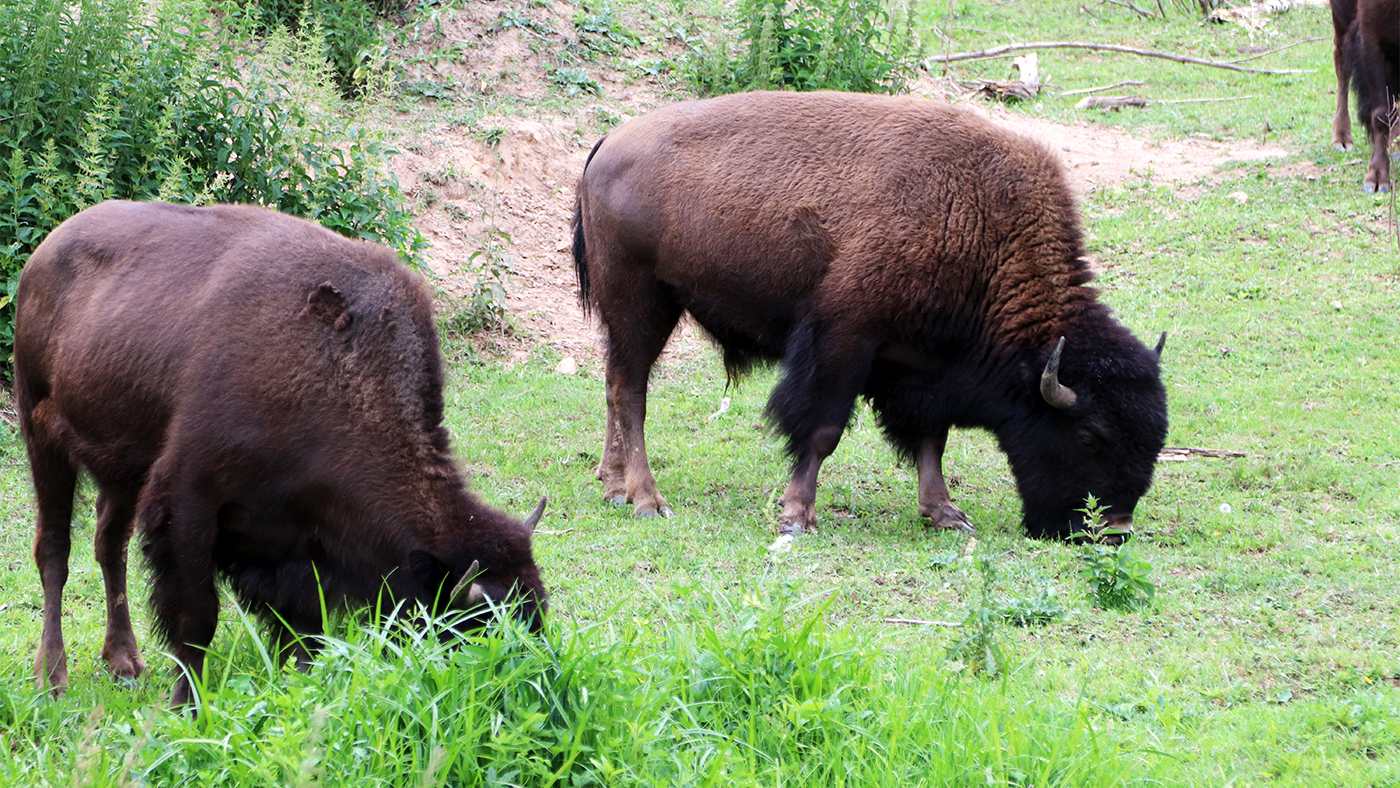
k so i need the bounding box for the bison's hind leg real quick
[915,432,975,533]
[596,270,683,518]
[94,487,145,683]
[23,402,79,695]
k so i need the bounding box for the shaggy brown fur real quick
[573,91,1167,537]
[15,201,547,707]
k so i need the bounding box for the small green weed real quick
[945,539,1007,677]
[1073,496,1157,611]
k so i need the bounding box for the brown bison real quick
[15,200,547,707]
[572,91,1168,538]
[1333,0,1400,191]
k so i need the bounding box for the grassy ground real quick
[1,0,1398,785]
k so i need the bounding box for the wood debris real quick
[1157,447,1248,462]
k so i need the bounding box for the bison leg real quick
[1364,109,1392,193]
[597,280,682,518]
[771,328,878,534]
[94,488,145,683]
[916,431,975,533]
[25,414,78,695]
[1333,22,1354,150]
[140,475,221,709]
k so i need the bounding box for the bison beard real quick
[15,201,547,708]
[572,90,1168,539]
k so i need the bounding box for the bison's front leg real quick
[915,432,974,533]
[771,328,877,534]
[139,479,221,710]
[94,489,146,683]
[1332,29,1354,150]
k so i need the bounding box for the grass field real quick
[1,0,1397,785]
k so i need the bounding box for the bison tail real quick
[572,135,609,317]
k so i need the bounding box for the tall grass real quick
[0,582,1147,786]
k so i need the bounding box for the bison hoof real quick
[605,493,628,507]
[1334,142,1353,152]
[776,517,812,536]
[632,503,673,518]
[116,675,139,690]
[1364,181,1391,194]
[922,504,975,533]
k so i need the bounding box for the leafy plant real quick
[227,0,389,98]
[684,0,922,95]
[997,587,1066,627]
[945,539,1007,676]
[0,0,424,373]
[1073,495,1157,611]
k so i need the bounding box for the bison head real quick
[1002,333,1168,540]
[410,496,549,631]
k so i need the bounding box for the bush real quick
[226,0,390,98]
[684,0,922,95]
[0,0,425,372]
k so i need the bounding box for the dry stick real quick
[884,618,963,627]
[1228,36,1323,64]
[1103,0,1156,17]
[927,42,1311,74]
[1061,79,1146,96]
[1156,95,1255,103]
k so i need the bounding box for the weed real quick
[1073,496,1157,611]
[550,66,602,97]
[945,539,1007,677]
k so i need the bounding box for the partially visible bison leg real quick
[1364,111,1392,192]
[139,472,221,710]
[596,371,628,505]
[777,424,843,534]
[915,432,975,533]
[1333,22,1354,150]
[26,416,78,696]
[94,488,145,683]
[608,370,673,517]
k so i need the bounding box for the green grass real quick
[1,0,1398,785]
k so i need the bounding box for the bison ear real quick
[1153,331,1167,359]
[302,282,352,331]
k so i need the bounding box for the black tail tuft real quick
[572,136,609,317]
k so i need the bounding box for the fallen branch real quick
[927,42,1311,75]
[884,617,963,627]
[1156,95,1256,104]
[1061,80,1146,96]
[1076,95,1149,110]
[1157,447,1247,461]
[1230,36,1324,64]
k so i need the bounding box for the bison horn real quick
[1153,331,1167,359]
[1040,337,1078,410]
[522,495,547,534]
[448,559,486,609]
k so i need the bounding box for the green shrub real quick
[226,0,389,98]
[0,0,425,371]
[684,0,922,95]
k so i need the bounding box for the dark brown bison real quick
[1334,0,1400,191]
[15,200,547,707]
[572,91,1168,538]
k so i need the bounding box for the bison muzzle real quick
[15,200,548,707]
[571,91,1168,539]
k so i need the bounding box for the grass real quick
[1,0,1398,785]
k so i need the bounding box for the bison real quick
[1333,0,1400,191]
[571,91,1168,539]
[15,200,547,707]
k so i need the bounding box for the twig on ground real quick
[1157,447,1247,461]
[535,528,575,536]
[927,42,1311,74]
[884,617,963,627]
[1061,80,1146,96]
[1103,0,1157,17]
[1228,36,1324,64]
[1157,95,1256,104]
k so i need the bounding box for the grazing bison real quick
[15,200,547,707]
[572,91,1168,538]
[1334,0,1400,191]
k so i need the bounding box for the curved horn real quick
[1040,337,1078,410]
[1153,331,1167,359]
[522,495,547,534]
[448,559,485,609]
